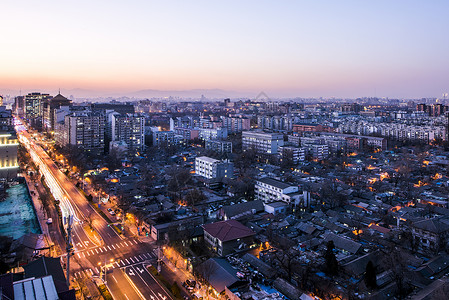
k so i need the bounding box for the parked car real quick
[107,208,115,215]
[46,218,53,224]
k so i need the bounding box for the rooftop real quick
[196,156,219,163]
[202,219,255,242]
[257,177,294,190]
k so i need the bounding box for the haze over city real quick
[2,0,449,98]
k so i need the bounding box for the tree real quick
[364,261,377,289]
[185,188,206,207]
[324,240,338,276]
[137,164,157,196]
[106,148,123,170]
[171,282,181,298]
[273,248,300,281]
[382,247,411,299]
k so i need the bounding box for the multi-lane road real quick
[17,123,173,300]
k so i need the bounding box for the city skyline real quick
[2,1,449,98]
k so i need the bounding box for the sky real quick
[1,1,449,98]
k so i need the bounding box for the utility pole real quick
[157,245,161,272]
[65,215,74,288]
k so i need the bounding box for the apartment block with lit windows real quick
[241,131,284,154]
[109,113,145,155]
[0,132,19,179]
[195,156,234,179]
[57,111,105,152]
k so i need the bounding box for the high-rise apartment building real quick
[57,111,105,152]
[24,93,52,128]
[109,113,145,155]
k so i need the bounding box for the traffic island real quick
[97,283,113,300]
[147,265,183,300]
[82,222,103,246]
[87,199,124,236]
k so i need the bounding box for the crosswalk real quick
[76,239,140,258]
[73,252,156,279]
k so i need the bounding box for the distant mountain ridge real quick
[0,88,254,99]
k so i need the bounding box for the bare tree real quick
[272,248,300,282]
[381,247,411,299]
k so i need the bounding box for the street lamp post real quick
[99,258,114,285]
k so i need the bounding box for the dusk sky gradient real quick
[1,1,449,98]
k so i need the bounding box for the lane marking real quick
[112,244,116,249]
[120,242,125,247]
[125,258,130,264]
[95,248,99,254]
[121,261,125,266]
[107,246,111,250]
[134,256,139,262]
[124,294,130,300]
[124,241,128,247]
[116,243,120,248]
[91,250,95,255]
[132,265,160,300]
[103,247,107,252]
[138,255,143,260]
[115,262,120,267]
[95,267,99,273]
[112,275,118,283]
[77,253,81,258]
[86,252,90,256]
[141,253,148,259]
[99,248,103,253]
[129,257,135,263]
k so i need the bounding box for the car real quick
[46,218,53,224]
[107,208,115,215]
[185,279,196,287]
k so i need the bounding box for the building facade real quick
[195,156,234,179]
[110,113,145,155]
[255,177,299,203]
[242,131,284,154]
[57,111,105,152]
[205,139,233,154]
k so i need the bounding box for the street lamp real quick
[99,259,115,285]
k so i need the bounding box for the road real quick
[17,124,174,300]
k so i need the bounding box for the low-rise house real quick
[323,232,362,255]
[241,253,276,279]
[197,258,239,294]
[264,201,289,215]
[411,218,449,253]
[151,215,203,242]
[218,200,265,221]
[202,220,256,256]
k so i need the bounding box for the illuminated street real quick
[17,122,172,300]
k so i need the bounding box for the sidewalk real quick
[23,173,62,257]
